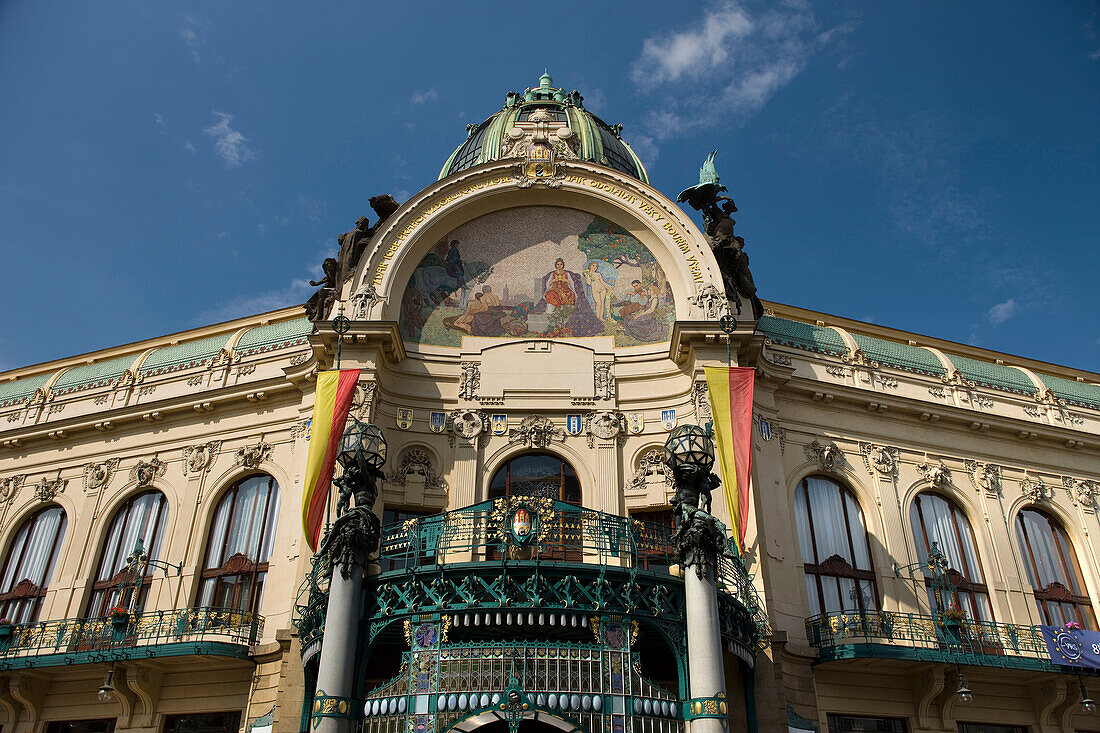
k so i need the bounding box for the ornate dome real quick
[438,72,649,183]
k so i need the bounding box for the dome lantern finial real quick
[540,69,553,89]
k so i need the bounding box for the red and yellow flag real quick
[301,369,361,551]
[704,366,755,553]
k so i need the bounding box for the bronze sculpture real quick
[304,257,340,323]
[677,151,763,320]
[307,194,401,323]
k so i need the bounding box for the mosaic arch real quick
[399,207,675,348]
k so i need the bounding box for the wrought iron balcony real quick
[0,606,263,670]
[806,610,1086,674]
[296,500,770,664]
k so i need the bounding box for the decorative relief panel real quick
[351,382,376,421]
[388,449,447,493]
[82,458,120,493]
[692,381,711,421]
[130,458,167,487]
[34,477,67,503]
[351,283,385,319]
[917,461,952,489]
[459,363,481,401]
[594,362,615,401]
[234,441,272,469]
[0,475,25,504]
[858,443,898,479]
[965,460,1001,497]
[449,410,487,441]
[183,441,221,475]
[585,410,625,447]
[508,415,564,448]
[688,284,728,320]
[1063,477,1096,508]
[1020,475,1047,503]
[627,449,673,494]
[804,440,844,472]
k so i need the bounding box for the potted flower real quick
[107,605,130,631]
[938,605,966,645]
[1065,620,1082,630]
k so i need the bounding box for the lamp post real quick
[312,419,386,733]
[664,425,730,733]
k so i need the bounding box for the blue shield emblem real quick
[566,414,582,436]
[491,414,507,435]
[759,417,772,441]
[429,411,446,433]
[661,409,676,431]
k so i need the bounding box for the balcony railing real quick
[296,500,770,662]
[0,606,263,670]
[806,610,1079,673]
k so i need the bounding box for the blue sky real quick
[2,1,1098,371]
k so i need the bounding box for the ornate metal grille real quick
[360,639,682,733]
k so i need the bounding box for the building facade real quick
[0,74,1097,733]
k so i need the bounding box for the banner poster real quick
[1041,625,1100,669]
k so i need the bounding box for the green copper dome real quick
[439,73,649,183]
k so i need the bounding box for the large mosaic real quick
[400,207,674,348]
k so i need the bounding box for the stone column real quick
[684,553,729,733]
[313,547,364,733]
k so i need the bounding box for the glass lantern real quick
[663,425,715,474]
[338,419,388,471]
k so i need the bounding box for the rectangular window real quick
[827,714,906,733]
[163,712,241,733]
[46,721,116,733]
[957,725,1027,733]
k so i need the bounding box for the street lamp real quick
[1080,675,1096,714]
[97,666,116,702]
[663,425,715,475]
[955,667,972,704]
[338,419,387,473]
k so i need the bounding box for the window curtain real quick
[795,477,877,614]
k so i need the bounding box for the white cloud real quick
[1086,6,1100,60]
[197,279,313,324]
[203,112,254,168]
[179,15,207,62]
[184,140,196,154]
[411,89,438,105]
[154,113,164,127]
[629,2,855,157]
[987,299,1018,325]
[633,4,753,84]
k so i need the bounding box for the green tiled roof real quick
[849,333,945,377]
[140,334,231,378]
[945,353,1036,396]
[235,318,312,357]
[758,316,847,357]
[51,354,139,396]
[0,372,52,409]
[1036,373,1100,411]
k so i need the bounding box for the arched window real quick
[198,475,280,615]
[87,491,169,618]
[0,506,67,623]
[909,492,992,620]
[794,476,878,615]
[489,453,581,504]
[488,453,582,561]
[1015,508,1096,628]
